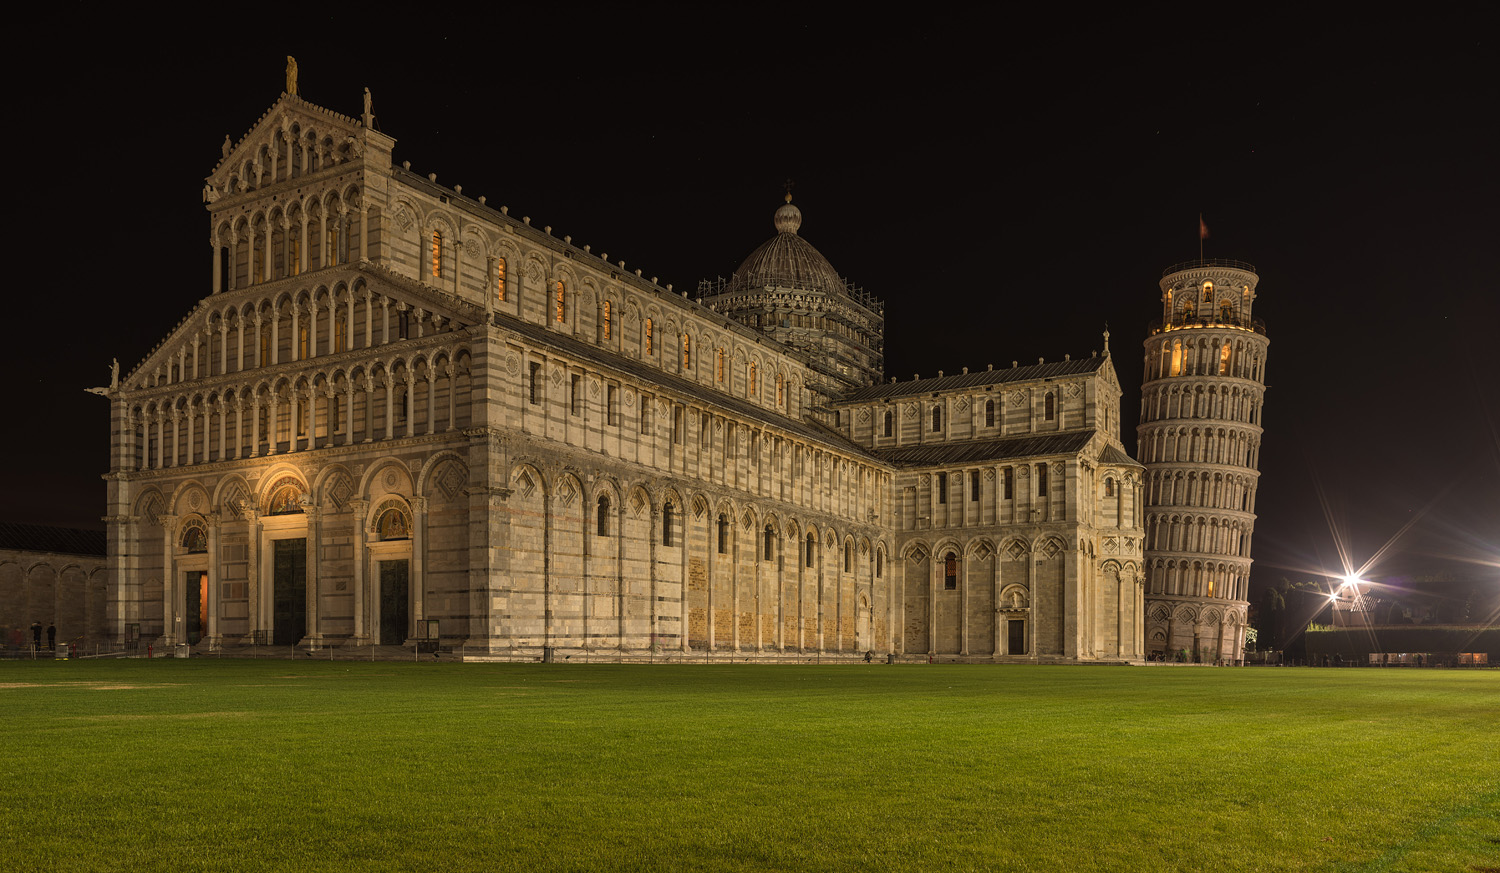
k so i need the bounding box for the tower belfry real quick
[1138,258,1269,663]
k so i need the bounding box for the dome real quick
[727,197,846,295]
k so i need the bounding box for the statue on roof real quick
[221,135,232,159]
[363,87,373,127]
[285,56,298,96]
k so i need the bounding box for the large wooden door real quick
[272,540,307,646]
[379,560,409,645]
[184,571,206,645]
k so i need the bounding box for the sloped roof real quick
[871,431,1096,468]
[0,523,106,557]
[840,357,1106,402]
[1099,443,1144,468]
[493,311,875,459]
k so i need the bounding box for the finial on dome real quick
[774,180,802,234]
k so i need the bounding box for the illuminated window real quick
[1044,392,1055,421]
[496,258,507,302]
[944,552,958,590]
[259,326,270,366]
[432,231,443,278]
[335,315,347,353]
[298,324,309,360]
[937,472,948,504]
[749,362,758,394]
[777,374,785,407]
[716,349,725,382]
[1220,302,1232,323]
[1170,340,1182,376]
[682,334,691,368]
[601,300,611,340]
[645,318,653,355]
[555,281,566,322]
[662,503,675,547]
[1219,342,1231,375]
[1201,280,1213,302]
[932,405,942,432]
[1183,302,1196,321]
[597,496,610,536]
[289,237,301,277]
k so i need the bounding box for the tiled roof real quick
[1099,443,1144,468]
[870,431,1097,468]
[838,357,1106,402]
[493,312,875,459]
[0,523,106,557]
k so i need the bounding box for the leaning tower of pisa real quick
[1139,259,1268,663]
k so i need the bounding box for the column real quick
[304,507,322,645]
[211,236,222,294]
[350,499,369,644]
[160,515,179,646]
[345,381,356,446]
[245,510,261,644]
[205,514,221,647]
[426,372,437,435]
[404,373,415,438]
[410,497,426,642]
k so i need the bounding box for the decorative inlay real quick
[1006,540,1028,560]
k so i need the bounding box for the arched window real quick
[764,524,774,560]
[335,314,347,353]
[289,236,301,277]
[644,318,654,355]
[716,348,725,383]
[432,230,443,279]
[749,362,758,395]
[932,405,942,432]
[1201,280,1214,302]
[944,552,958,590]
[266,478,305,516]
[555,280,566,322]
[876,548,883,578]
[601,300,611,341]
[844,541,852,572]
[1171,339,1183,376]
[1004,466,1014,499]
[883,410,893,437]
[1219,342,1231,375]
[1105,477,1115,498]
[1037,463,1049,497]
[597,495,610,536]
[1044,392,1056,421]
[662,503,675,547]
[496,257,507,302]
[985,399,995,427]
[805,532,815,568]
[298,323,309,360]
[377,506,409,540]
[717,513,729,554]
[682,334,691,368]
[777,373,785,407]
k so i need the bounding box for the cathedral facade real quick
[101,87,1145,662]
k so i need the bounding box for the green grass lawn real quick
[2,662,1495,872]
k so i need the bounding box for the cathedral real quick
[100,81,1164,663]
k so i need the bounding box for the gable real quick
[205,94,367,202]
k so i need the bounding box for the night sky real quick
[10,14,1496,601]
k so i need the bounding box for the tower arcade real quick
[1138,259,1268,662]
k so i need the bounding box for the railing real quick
[1161,258,1258,277]
[1149,314,1268,336]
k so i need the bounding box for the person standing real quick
[46,623,57,651]
[30,621,42,652]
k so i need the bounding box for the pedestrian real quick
[31,621,42,651]
[46,623,56,650]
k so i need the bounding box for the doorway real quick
[379,559,409,645]
[272,539,307,646]
[1008,619,1027,655]
[184,571,207,645]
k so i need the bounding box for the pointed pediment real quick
[205,93,375,203]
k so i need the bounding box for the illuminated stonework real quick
[100,84,1143,662]
[1138,259,1269,662]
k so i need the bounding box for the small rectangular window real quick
[607,385,618,426]
[570,374,581,416]
[970,471,980,502]
[640,394,652,434]
[938,472,948,504]
[528,362,541,405]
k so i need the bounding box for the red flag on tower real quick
[1199,214,1210,240]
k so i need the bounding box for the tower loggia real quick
[1138,259,1268,662]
